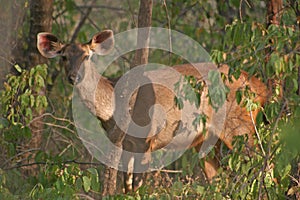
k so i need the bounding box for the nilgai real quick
[37,30,269,192]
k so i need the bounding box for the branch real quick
[71,0,97,43]
[162,0,172,64]
[250,109,266,156]
[3,159,101,170]
[0,148,40,168]
[153,169,182,173]
[126,0,137,27]
[75,193,96,200]
[77,5,128,12]
[133,0,153,67]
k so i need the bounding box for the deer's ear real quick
[37,32,64,58]
[89,30,114,55]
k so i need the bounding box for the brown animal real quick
[37,30,269,193]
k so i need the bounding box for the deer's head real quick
[37,30,114,84]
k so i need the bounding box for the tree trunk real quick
[260,1,283,199]
[23,0,53,176]
[130,0,153,191]
[27,0,53,67]
[101,127,125,196]
[0,1,26,87]
[265,0,283,97]
[289,0,300,96]
[133,0,153,67]
[266,0,283,27]
[101,0,153,196]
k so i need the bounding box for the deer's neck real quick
[76,64,114,122]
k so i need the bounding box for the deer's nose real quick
[68,73,82,85]
[68,75,75,85]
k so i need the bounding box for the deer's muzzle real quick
[68,73,82,85]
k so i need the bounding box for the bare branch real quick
[1,148,40,168]
[75,193,96,200]
[250,109,266,156]
[162,0,172,64]
[77,5,128,12]
[71,0,97,43]
[126,0,137,27]
[3,159,101,170]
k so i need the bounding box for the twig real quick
[0,55,16,66]
[250,109,266,156]
[288,174,299,185]
[0,148,40,168]
[3,159,101,170]
[152,169,182,173]
[39,121,76,134]
[30,112,75,124]
[71,0,97,43]
[126,0,137,27]
[239,0,252,23]
[162,0,172,64]
[75,193,96,200]
[77,5,128,12]
[58,143,72,157]
[239,0,244,23]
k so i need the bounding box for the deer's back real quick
[102,63,269,153]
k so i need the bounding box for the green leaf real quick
[30,94,35,107]
[195,185,205,194]
[20,94,30,107]
[174,96,183,110]
[35,64,48,79]
[55,179,63,191]
[255,111,263,125]
[82,176,91,192]
[0,118,9,129]
[88,168,100,191]
[228,156,233,171]
[14,64,22,73]
[35,151,45,162]
[41,96,48,108]
[235,89,243,105]
[208,70,226,111]
[22,126,32,139]
[8,143,16,156]
[75,177,83,190]
[192,114,207,131]
[35,74,45,88]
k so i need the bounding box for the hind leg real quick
[196,140,221,182]
[122,153,134,193]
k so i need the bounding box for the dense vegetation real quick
[0,0,299,199]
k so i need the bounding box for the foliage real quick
[1,64,48,126]
[29,164,102,200]
[0,64,48,162]
[174,75,206,110]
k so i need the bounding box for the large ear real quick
[89,30,114,55]
[37,32,64,58]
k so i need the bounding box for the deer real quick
[37,30,269,193]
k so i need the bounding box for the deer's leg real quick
[122,153,134,193]
[122,153,148,192]
[132,152,150,191]
[203,157,219,182]
[133,173,145,191]
[196,140,221,182]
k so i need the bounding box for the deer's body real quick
[37,30,269,193]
